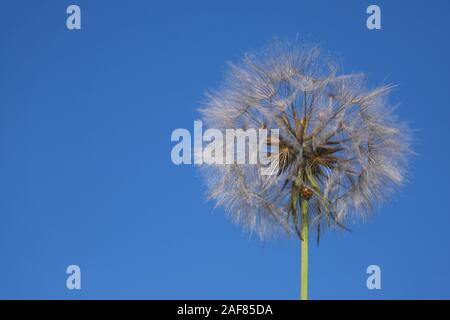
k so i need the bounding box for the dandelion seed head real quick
[199,40,412,240]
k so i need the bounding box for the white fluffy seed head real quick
[199,40,412,240]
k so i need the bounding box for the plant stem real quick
[300,198,309,300]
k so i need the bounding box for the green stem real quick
[300,198,309,300]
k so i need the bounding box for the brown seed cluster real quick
[300,186,313,200]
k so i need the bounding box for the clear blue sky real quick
[1,0,449,299]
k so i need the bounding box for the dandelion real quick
[199,40,411,300]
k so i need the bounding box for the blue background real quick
[1,0,449,299]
